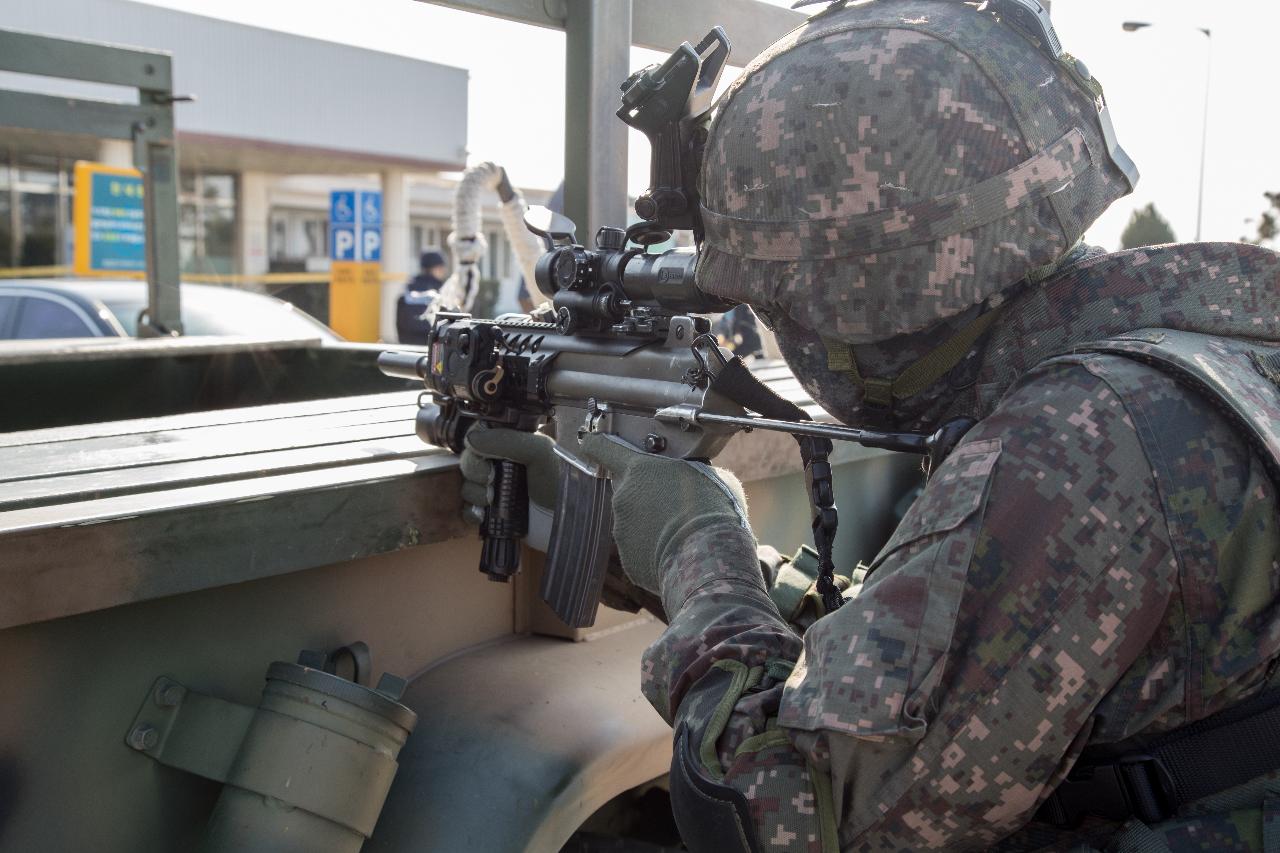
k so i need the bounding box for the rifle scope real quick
[533,226,731,334]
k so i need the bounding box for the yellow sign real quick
[329,261,382,342]
[73,161,147,276]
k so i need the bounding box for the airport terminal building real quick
[2,0,543,336]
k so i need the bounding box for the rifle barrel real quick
[378,351,429,381]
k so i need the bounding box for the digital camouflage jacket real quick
[644,243,1280,852]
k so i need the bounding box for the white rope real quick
[492,187,546,299]
[432,161,544,316]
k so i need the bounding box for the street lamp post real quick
[1122,21,1213,242]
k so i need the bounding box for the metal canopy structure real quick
[423,0,805,241]
[424,0,805,56]
[0,29,184,336]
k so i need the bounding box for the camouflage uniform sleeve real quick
[643,522,837,850]
[644,361,1182,851]
[643,521,804,725]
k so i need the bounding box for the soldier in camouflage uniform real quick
[464,1,1280,850]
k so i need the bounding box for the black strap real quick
[707,354,811,423]
[1038,688,1280,827]
[709,357,844,613]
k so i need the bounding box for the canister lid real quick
[267,662,418,731]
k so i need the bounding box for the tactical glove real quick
[460,426,561,547]
[577,432,752,596]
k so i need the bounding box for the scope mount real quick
[618,27,731,246]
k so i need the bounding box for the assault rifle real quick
[379,28,971,627]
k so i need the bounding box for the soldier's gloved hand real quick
[460,425,560,549]
[577,432,752,596]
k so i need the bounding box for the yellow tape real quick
[0,267,404,286]
[0,265,75,279]
[185,273,332,285]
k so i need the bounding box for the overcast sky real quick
[140,0,1279,251]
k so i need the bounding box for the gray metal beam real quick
[563,0,632,244]
[0,28,172,91]
[0,90,169,141]
[632,0,802,57]
[425,0,564,29]
[422,0,804,59]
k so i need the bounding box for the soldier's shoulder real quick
[1055,241,1280,285]
[1005,346,1202,439]
[989,351,1150,430]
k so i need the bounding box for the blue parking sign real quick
[361,225,382,262]
[330,191,356,225]
[331,225,358,261]
[330,189,384,261]
[360,192,382,226]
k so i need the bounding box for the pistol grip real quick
[480,460,528,582]
[541,457,614,628]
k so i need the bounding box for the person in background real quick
[713,304,765,360]
[397,250,448,345]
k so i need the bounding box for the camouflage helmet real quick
[694,0,1137,423]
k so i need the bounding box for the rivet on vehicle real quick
[154,681,184,708]
[128,724,159,752]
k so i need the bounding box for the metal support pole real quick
[563,0,632,245]
[135,108,183,336]
[422,0,802,61]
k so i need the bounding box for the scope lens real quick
[553,249,578,291]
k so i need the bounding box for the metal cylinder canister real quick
[202,662,417,853]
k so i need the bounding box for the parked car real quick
[0,279,342,341]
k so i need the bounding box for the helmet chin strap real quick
[821,240,1090,426]
[824,306,1004,425]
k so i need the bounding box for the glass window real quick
[97,295,146,336]
[0,294,18,335]
[303,219,325,257]
[269,208,328,262]
[16,156,58,189]
[178,172,238,273]
[269,213,288,260]
[203,205,236,274]
[179,202,200,272]
[19,192,57,266]
[14,296,93,339]
[62,191,75,266]
[411,224,424,258]
[0,191,12,268]
[202,175,235,205]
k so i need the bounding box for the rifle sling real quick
[709,357,844,613]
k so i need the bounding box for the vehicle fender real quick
[367,619,672,853]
